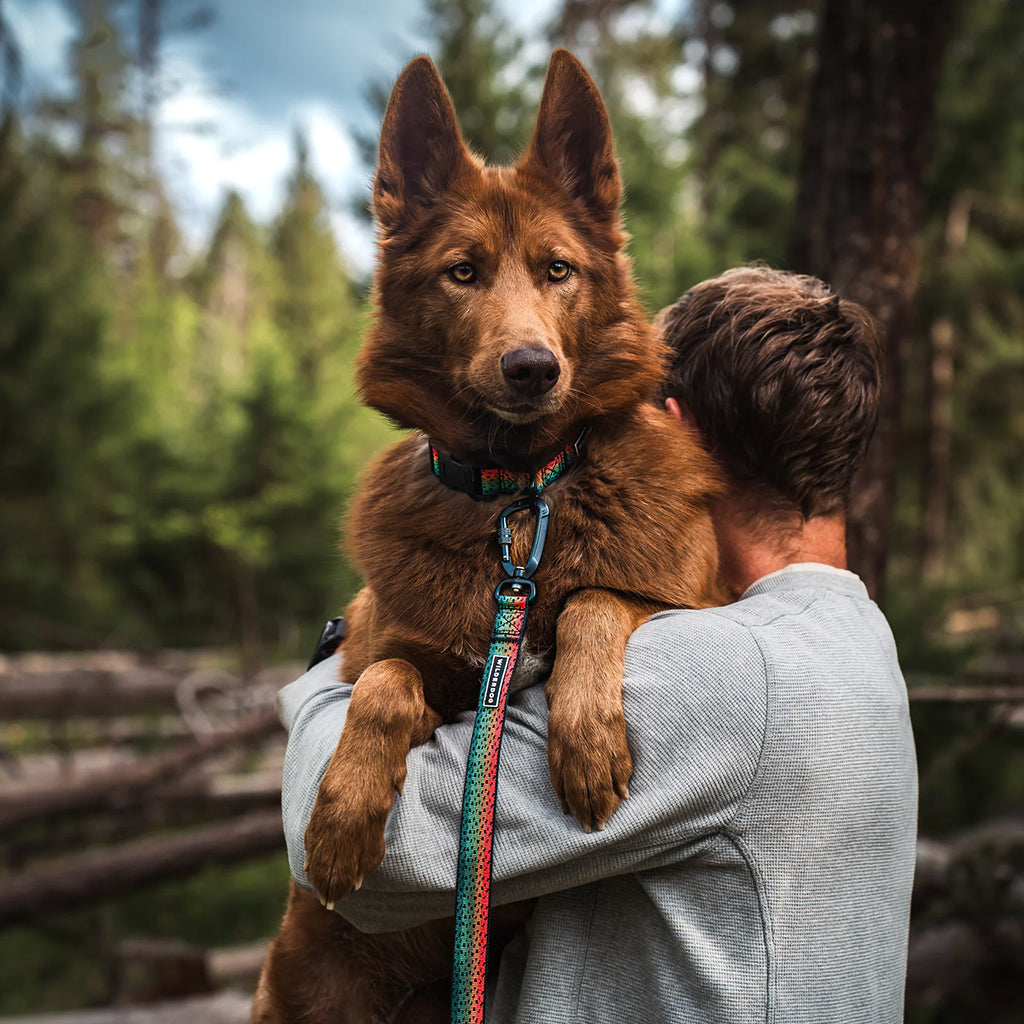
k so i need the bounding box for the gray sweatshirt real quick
[278,566,918,1023]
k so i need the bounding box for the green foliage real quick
[0,115,136,646]
[676,0,818,280]
[903,0,1024,589]
[271,131,357,381]
[1,42,392,655]
[425,0,533,164]
[889,0,1024,875]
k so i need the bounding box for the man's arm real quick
[279,609,767,934]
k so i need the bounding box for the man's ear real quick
[519,49,621,218]
[666,397,699,433]
[373,57,475,235]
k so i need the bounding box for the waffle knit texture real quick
[278,567,918,1023]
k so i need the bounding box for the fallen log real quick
[0,810,285,926]
[113,938,213,1004]
[0,712,282,833]
[209,941,269,988]
[2,775,283,865]
[0,651,301,720]
[908,684,1024,702]
[109,937,269,1003]
[0,651,222,719]
[915,817,1024,890]
[0,990,252,1024]
[906,921,986,999]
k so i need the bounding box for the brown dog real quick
[253,49,723,1024]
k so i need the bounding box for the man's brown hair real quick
[658,266,882,519]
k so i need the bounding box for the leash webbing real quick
[451,588,530,1021]
[451,494,550,1024]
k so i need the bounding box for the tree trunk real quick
[922,191,971,581]
[789,0,952,601]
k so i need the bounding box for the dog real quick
[253,49,723,1024]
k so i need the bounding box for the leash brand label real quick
[483,655,510,707]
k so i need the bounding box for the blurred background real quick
[0,0,1022,1021]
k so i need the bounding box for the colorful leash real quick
[450,492,549,1024]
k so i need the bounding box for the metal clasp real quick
[494,494,549,602]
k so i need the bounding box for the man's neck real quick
[712,505,848,601]
[662,400,849,598]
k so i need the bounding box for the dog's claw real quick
[325,899,335,912]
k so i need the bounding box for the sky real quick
[4,0,673,276]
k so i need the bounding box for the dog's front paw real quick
[547,706,632,833]
[302,763,404,909]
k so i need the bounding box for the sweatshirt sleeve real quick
[278,609,767,934]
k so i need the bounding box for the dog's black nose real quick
[501,347,560,396]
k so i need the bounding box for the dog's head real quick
[357,49,663,468]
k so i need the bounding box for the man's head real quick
[658,266,882,524]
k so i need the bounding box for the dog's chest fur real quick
[347,410,722,718]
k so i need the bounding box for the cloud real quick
[6,0,75,97]
[8,0,685,277]
[175,0,428,131]
[157,48,376,272]
[155,0,434,272]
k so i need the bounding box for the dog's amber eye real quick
[448,262,476,284]
[547,260,572,282]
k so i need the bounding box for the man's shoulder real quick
[625,602,770,705]
[627,569,880,684]
[633,586,805,655]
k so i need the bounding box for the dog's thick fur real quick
[253,50,723,1024]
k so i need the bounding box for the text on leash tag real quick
[483,655,510,707]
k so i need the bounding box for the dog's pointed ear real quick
[373,57,473,234]
[520,49,621,218]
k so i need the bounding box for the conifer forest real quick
[0,0,1022,1020]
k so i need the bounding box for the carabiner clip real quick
[496,494,550,582]
[494,576,537,603]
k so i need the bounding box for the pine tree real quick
[0,0,22,114]
[49,0,147,263]
[908,0,1024,588]
[0,116,134,648]
[354,0,533,214]
[191,190,277,388]
[270,130,355,384]
[425,0,532,164]
[680,0,819,271]
[550,0,715,307]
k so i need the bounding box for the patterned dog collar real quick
[429,430,587,499]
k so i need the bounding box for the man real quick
[277,266,918,1022]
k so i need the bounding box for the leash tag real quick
[482,655,511,708]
